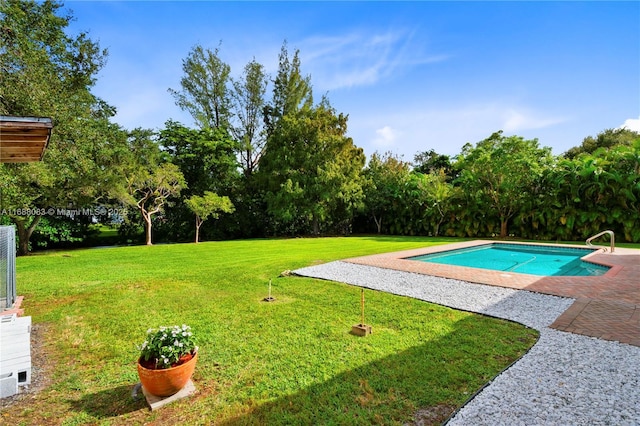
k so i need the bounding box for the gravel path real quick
[294,261,640,425]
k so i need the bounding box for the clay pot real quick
[137,351,198,397]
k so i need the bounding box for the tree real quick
[156,121,239,241]
[259,101,365,235]
[169,44,232,130]
[454,131,554,238]
[263,42,313,137]
[1,116,129,253]
[416,169,457,237]
[362,152,412,234]
[124,162,185,246]
[542,140,640,242]
[0,0,107,115]
[231,59,269,176]
[117,129,186,245]
[185,191,234,243]
[258,45,365,235]
[0,0,123,254]
[159,121,238,196]
[564,128,640,159]
[413,149,454,178]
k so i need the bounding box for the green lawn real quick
[7,236,538,425]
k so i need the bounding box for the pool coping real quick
[344,240,640,346]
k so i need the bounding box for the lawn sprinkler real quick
[351,288,372,336]
[263,278,276,302]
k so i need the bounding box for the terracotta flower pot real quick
[137,351,198,397]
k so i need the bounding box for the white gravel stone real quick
[294,261,640,425]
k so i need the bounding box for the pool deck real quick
[344,240,640,346]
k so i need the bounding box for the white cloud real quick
[298,29,448,91]
[348,101,573,159]
[502,109,566,132]
[619,116,640,132]
[372,126,400,148]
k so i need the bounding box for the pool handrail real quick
[586,230,615,253]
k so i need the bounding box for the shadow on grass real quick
[217,313,536,426]
[69,384,146,419]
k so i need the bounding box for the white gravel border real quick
[294,261,640,425]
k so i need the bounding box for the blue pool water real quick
[408,243,609,276]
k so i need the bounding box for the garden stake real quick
[263,278,276,302]
[351,288,372,336]
[361,287,365,324]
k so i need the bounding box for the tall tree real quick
[231,59,268,176]
[169,44,232,130]
[0,0,107,115]
[259,101,365,235]
[263,42,313,137]
[454,131,554,238]
[0,0,120,254]
[185,191,234,243]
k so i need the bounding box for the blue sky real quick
[66,1,640,160]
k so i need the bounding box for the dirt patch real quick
[1,322,53,408]
[406,404,458,426]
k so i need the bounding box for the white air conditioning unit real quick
[0,314,31,398]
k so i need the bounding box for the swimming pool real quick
[408,243,609,276]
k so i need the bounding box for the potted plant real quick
[137,324,198,397]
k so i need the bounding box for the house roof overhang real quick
[0,116,52,163]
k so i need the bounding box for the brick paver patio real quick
[345,240,640,346]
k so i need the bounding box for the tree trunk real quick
[14,215,42,256]
[500,218,508,238]
[141,208,153,245]
[373,215,382,234]
[435,207,446,237]
[194,216,202,243]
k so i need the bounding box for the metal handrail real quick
[586,230,615,253]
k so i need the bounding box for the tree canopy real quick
[563,128,640,159]
[118,130,186,246]
[231,59,269,176]
[259,102,365,234]
[363,152,412,234]
[455,131,554,238]
[169,44,232,130]
[263,42,313,137]
[0,0,123,254]
[185,191,235,243]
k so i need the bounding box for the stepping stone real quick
[140,380,196,411]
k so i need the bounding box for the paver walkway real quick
[344,240,640,346]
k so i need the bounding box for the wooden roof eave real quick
[0,116,53,163]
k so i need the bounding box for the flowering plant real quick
[138,325,198,369]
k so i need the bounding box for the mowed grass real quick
[6,236,538,425]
